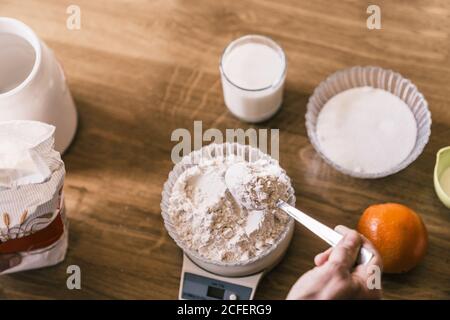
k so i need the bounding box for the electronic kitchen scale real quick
[160,143,297,300]
[179,254,264,300]
[178,220,294,300]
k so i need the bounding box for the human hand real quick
[287,225,383,300]
[0,253,21,273]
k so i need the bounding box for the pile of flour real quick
[167,155,290,263]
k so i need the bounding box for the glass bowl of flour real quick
[161,143,295,277]
[306,66,431,179]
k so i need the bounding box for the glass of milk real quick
[220,35,286,123]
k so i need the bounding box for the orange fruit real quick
[357,203,428,273]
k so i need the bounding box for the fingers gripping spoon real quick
[276,200,373,265]
[225,163,374,266]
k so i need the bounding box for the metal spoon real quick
[225,162,373,265]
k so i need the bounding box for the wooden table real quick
[1,0,449,299]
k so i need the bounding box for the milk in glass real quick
[220,35,286,123]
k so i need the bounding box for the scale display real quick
[181,272,252,300]
[179,254,264,300]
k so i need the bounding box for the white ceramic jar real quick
[0,18,77,153]
[220,35,286,123]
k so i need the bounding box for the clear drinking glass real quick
[220,35,287,123]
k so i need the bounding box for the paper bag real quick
[0,120,68,274]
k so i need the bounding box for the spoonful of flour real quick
[167,155,291,263]
[224,161,290,210]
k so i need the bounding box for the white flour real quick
[168,156,290,263]
[226,161,289,210]
[316,87,417,174]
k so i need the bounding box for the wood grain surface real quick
[0,0,449,299]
